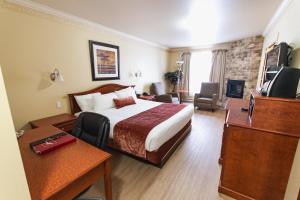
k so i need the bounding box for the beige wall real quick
[167,50,179,72]
[0,66,30,199]
[259,0,300,199]
[0,1,168,130]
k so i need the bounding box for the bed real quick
[68,84,193,167]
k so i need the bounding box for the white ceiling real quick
[31,0,282,48]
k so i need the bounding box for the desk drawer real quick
[48,164,104,200]
[56,122,75,132]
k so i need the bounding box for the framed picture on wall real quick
[89,40,120,81]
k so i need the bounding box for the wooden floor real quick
[82,109,234,200]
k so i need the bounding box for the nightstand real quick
[30,113,77,132]
[138,95,155,101]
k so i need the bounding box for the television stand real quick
[219,91,300,200]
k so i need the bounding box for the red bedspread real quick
[113,103,186,158]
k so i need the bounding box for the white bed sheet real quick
[75,99,194,152]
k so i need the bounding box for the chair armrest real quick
[194,93,201,105]
[155,94,172,103]
[194,93,201,99]
[212,94,218,103]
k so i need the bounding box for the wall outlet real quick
[56,101,62,109]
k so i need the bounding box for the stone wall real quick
[223,36,264,103]
[167,35,264,104]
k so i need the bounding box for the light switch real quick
[56,101,62,109]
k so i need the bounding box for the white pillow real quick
[94,92,117,111]
[75,93,101,111]
[115,87,137,101]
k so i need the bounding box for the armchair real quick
[194,82,219,111]
[150,82,180,103]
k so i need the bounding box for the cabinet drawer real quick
[56,122,75,132]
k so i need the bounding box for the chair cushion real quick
[155,94,172,103]
[195,97,213,104]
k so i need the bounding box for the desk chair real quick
[72,112,110,150]
[73,112,110,200]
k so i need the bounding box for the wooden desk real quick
[18,126,112,200]
[30,113,77,132]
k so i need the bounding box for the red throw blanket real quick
[113,103,186,158]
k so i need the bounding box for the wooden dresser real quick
[219,92,300,200]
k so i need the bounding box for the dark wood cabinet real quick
[261,42,293,86]
[219,92,300,200]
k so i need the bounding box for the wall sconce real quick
[131,70,142,78]
[176,60,184,66]
[176,52,184,71]
[50,68,64,82]
[134,70,142,78]
[176,60,184,72]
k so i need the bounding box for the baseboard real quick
[218,185,255,200]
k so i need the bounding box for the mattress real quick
[75,99,194,152]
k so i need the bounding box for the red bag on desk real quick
[30,133,76,155]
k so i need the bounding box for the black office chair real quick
[73,112,110,200]
[72,112,110,150]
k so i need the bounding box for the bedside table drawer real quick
[56,122,75,132]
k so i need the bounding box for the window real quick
[189,51,212,95]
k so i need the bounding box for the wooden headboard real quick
[68,83,134,114]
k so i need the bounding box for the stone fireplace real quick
[222,35,264,103]
[226,79,245,98]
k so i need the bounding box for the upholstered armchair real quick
[150,82,180,103]
[194,82,219,111]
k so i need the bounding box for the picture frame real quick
[89,40,120,81]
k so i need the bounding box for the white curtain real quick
[209,49,227,101]
[180,52,191,99]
